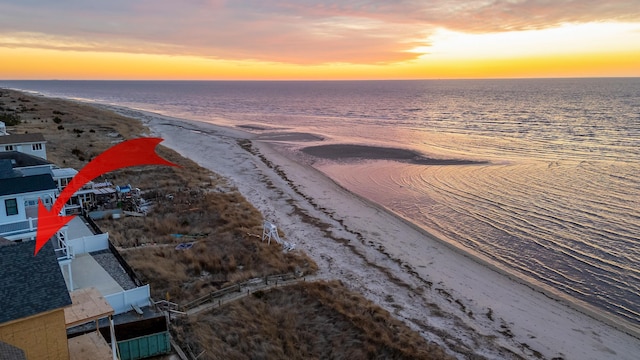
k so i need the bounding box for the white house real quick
[0,160,57,242]
[0,121,7,135]
[0,133,47,160]
[0,154,75,293]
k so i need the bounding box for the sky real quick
[0,0,639,80]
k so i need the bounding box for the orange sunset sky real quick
[0,1,639,80]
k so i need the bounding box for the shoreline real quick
[4,89,640,359]
[263,137,640,335]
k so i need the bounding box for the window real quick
[32,143,43,151]
[4,145,13,151]
[5,198,18,216]
[60,177,71,189]
[24,199,38,207]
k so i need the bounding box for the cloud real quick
[0,0,638,64]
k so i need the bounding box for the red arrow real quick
[34,137,177,255]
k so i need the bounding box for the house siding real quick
[0,309,70,360]
[0,134,47,160]
[0,190,55,222]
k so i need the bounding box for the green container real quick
[117,331,171,360]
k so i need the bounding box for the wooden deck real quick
[68,332,113,360]
[64,287,114,328]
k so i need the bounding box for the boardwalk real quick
[165,273,318,317]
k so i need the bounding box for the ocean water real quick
[2,79,639,326]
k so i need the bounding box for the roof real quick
[0,151,51,168]
[0,160,18,179]
[0,241,72,324]
[52,167,78,179]
[12,166,53,177]
[0,133,46,145]
[93,188,116,195]
[0,341,27,360]
[0,173,56,196]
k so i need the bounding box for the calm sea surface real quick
[2,79,639,325]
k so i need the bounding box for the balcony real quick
[0,218,38,239]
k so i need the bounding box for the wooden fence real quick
[179,272,300,312]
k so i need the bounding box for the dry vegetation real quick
[174,280,452,360]
[2,89,450,358]
[1,89,315,303]
[102,162,316,302]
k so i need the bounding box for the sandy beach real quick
[112,108,640,360]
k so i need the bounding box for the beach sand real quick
[133,111,640,360]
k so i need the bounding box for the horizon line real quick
[2,76,639,82]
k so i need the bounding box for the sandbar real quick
[301,144,485,165]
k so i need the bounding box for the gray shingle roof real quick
[0,151,51,168]
[0,241,71,324]
[0,340,27,360]
[0,133,46,145]
[0,173,56,196]
[0,160,17,179]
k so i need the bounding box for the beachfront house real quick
[0,133,47,160]
[0,121,8,136]
[0,152,76,288]
[0,240,73,359]
[0,157,59,242]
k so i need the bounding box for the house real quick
[0,133,47,160]
[0,157,58,242]
[0,154,113,215]
[0,153,75,289]
[0,121,8,136]
[0,240,73,359]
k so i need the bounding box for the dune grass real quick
[173,280,452,360]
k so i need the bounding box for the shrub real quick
[0,112,21,126]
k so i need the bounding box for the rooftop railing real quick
[0,218,37,237]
